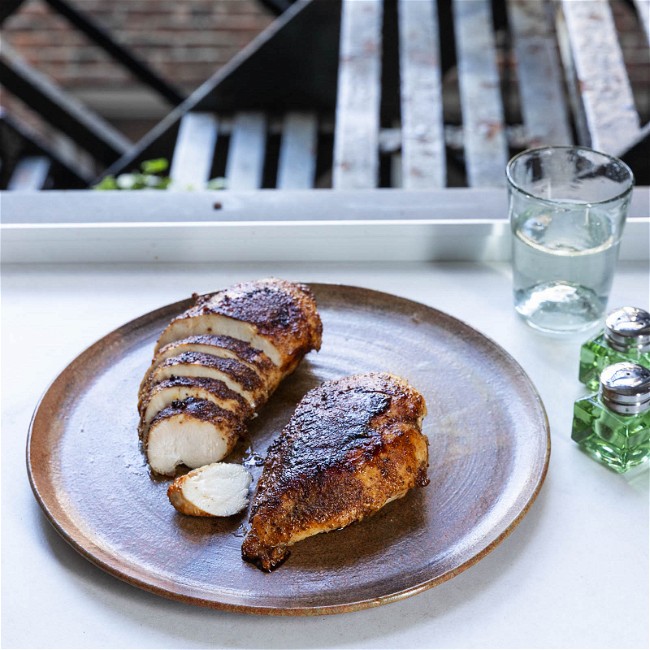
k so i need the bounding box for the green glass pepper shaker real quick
[572,362,650,473]
[579,307,650,391]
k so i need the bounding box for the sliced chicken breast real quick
[138,334,279,406]
[148,351,268,410]
[138,376,252,439]
[167,462,253,517]
[145,398,246,476]
[153,278,322,372]
[138,278,323,477]
[242,372,429,571]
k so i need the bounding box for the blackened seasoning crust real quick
[159,352,264,392]
[144,398,248,476]
[269,389,391,479]
[141,278,323,476]
[151,375,251,412]
[156,396,232,420]
[138,375,253,439]
[138,335,279,413]
[196,286,305,332]
[242,372,429,571]
[158,334,275,371]
[154,278,323,371]
[148,351,270,410]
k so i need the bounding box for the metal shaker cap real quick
[599,362,650,415]
[604,307,650,352]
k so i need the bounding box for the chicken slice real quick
[241,372,429,571]
[167,462,253,517]
[138,334,279,408]
[138,376,252,439]
[153,278,322,372]
[147,351,268,410]
[145,398,246,476]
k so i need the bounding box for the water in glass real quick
[512,201,619,333]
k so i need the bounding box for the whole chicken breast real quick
[242,372,429,571]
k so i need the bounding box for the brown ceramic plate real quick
[27,284,550,615]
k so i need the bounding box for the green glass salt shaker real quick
[579,307,650,391]
[572,362,650,473]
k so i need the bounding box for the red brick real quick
[3,0,273,96]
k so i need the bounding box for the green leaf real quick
[140,158,169,174]
[92,175,119,190]
[91,158,172,190]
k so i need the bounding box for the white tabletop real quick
[2,260,648,649]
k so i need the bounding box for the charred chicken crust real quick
[242,372,429,571]
[140,278,323,476]
[154,278,323,370]
[138,375,252,439]
[145,397,247,445]
[138,334,278,406]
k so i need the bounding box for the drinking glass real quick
[506,146,634,334]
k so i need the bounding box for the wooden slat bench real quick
[277,112,318,189]
[169,112,219,190]
[226,112,268,190]
[507,0,572,148]
[397,0,445,188]
[97,0,648,191]
[332,0,383,189]
[558,0,641,156]
[7,156,51,190]
[453,0,509,187]
[168,110,320,191]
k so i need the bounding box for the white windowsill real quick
[1,187,648,263]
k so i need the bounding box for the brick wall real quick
[2,0,275,140]
[3,0,274,93]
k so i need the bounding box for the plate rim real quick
[26,282,551,616]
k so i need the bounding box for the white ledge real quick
[1,188,648,263]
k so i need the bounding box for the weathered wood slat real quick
[226,112,267,190]
[507,0,572,147]
[7,156,51,190]
[453,0,508,187]
[398,0,446,188]
[559,0,640,154]
[169,113,218,190]
[333,0,383,189]
[276,112,318,189]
